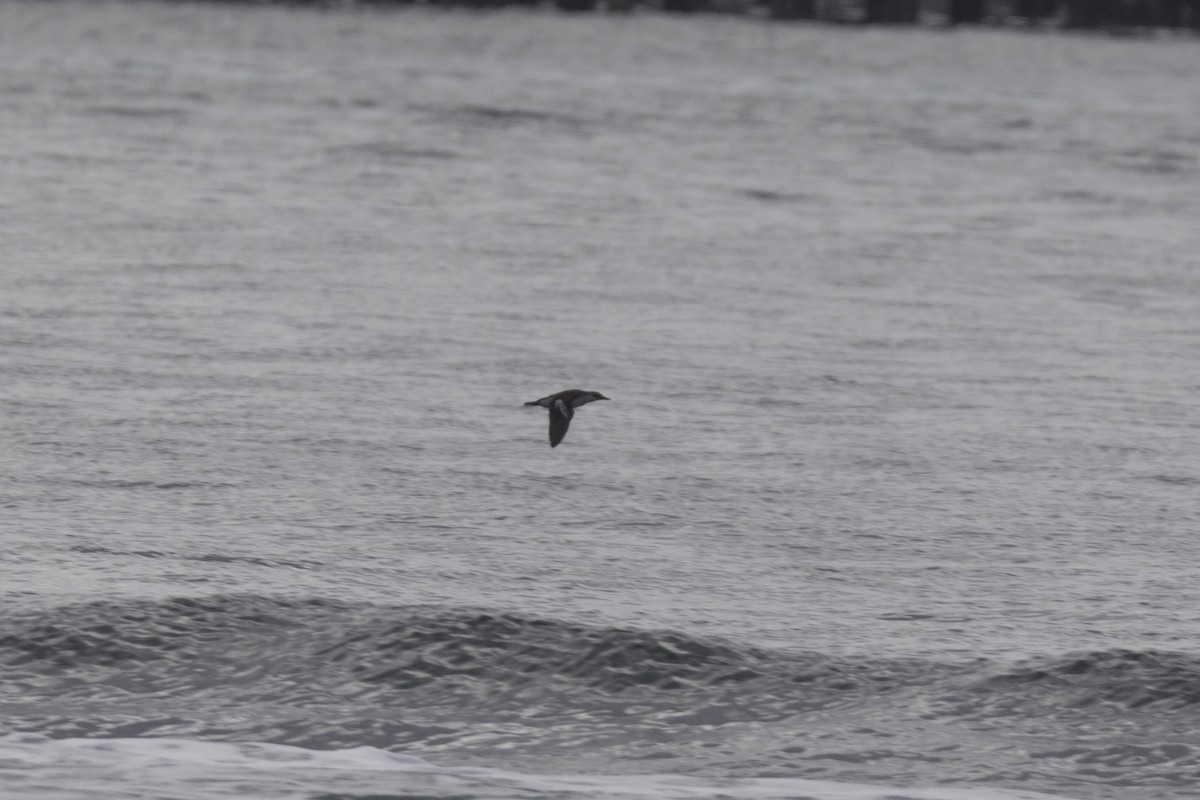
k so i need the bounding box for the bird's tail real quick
[523,400,538,406]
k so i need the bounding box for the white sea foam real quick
[0,734,1077,800]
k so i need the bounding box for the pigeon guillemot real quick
[524,389,610,448]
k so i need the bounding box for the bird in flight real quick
[524,389,610,447]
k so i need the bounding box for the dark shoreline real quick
[123,0,1200,33]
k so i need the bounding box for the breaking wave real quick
[0,595,936,708]
[5,596,1200,720]
[3,595,1200,797]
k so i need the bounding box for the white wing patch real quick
[554,398,569,417]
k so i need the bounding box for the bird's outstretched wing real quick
[549,398,574,447]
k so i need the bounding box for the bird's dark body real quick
[524,389,610,447]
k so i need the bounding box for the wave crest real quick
[979,649,1200,710]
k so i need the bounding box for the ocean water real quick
[3,2,1200,798]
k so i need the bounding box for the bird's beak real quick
[597,395,611,401]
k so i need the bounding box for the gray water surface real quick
[3,3,1200,797]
